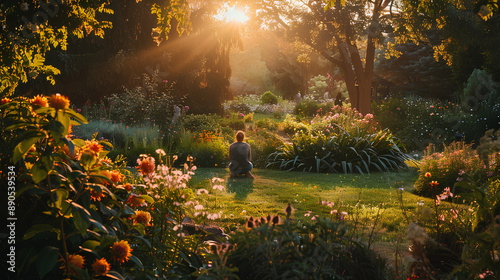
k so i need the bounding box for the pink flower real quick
[197,188,209,195]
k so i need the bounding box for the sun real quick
[217,5,249,23]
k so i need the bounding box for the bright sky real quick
[215,4,249,23]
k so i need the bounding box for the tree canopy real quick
[0,0,189,98]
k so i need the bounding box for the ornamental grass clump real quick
[268,107,411,173]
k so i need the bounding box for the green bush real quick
[176,131,229,167]
[181,114,223,133]
[226,101,252,114]
[254,118,279,130]
[108,71,180,128]
[373,91,500,151]
[218,214,388,280]
[281,114,308,136]
[261,90,278,105]
[221,112,245,130]
[247,130,284,168]
[294,98,322,117]
[0,96,206,279]
[413,142,485,198]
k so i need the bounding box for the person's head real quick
[235,131,245,142]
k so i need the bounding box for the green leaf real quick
[82,240,101,250]
[73,138,86,147]
[138,195,155,204]
[129,255,144,270]
[36,246,59,278]
[31,161,48,183]
[24,224,60,240]
[72,202,91,236]
[89,218,109,234]
[13,136,42,163]
[65,108,88,124]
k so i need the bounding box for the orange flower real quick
[92,258,110,276]
[1,98,11,105]
[90,189,105,201]
[122,183,133,192]
[110,170,124,184]
[430,181,439,187]
[134,210,152,226]
[425,172,431,178]
[49,93,70,110]
[31,95,48,107]
[111,240,132,263]
[64,254,85,275]
[82,139,103,155]
[137,156,155,176]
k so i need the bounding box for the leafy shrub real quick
[261,90,278,105]
[294,98,322,117]
[373,92,500,151]
[308,74,328,97]
[414,142,485,198]
[223,94,295,116]
[176,131,229,167]
[226,101,252,114]
[281,114,309,135]
[247,130,284,168]
[216,213,388,280]
[402,141,500,279]
[254,118,278,130]
[181,114,223,133]
[0,95,207,279]
[244,112,254,123]
[461,69,499,109]
[221,112,245,130]
[108,72,182,128]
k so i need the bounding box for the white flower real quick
[406,222,428,244]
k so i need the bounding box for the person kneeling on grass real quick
[229,131,254,179]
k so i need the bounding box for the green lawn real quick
[188,167,436,242]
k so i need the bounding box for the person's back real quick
[229,142,251,172]
[229,131,254,179]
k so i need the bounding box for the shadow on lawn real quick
[226,177,254,200]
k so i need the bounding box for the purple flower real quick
[240,113,244,117]
[226,115,230,118]
[185,106,189,110]
[163,80,168,83]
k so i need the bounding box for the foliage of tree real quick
[393,0,500,85]
[242,0,394,114]
[375,42,457,99]
[0,0,190,99]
